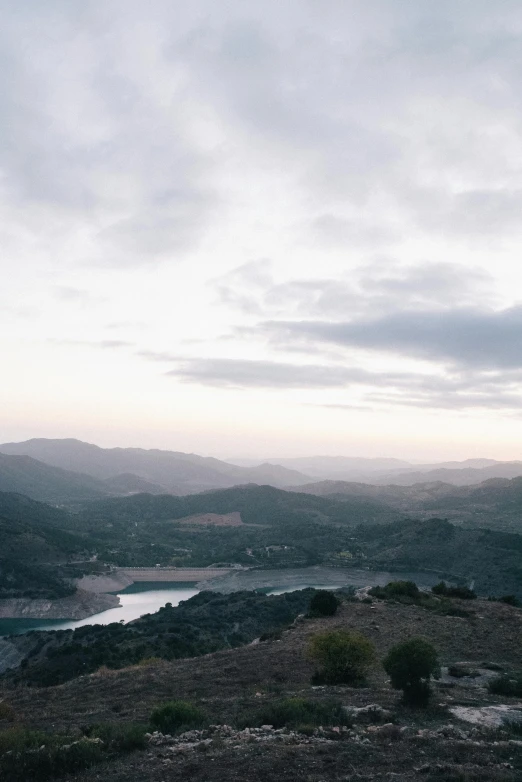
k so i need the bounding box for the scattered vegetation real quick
[383,637,439,706]
[369,580,420,600]
[307,630,376,685]
[4,590,316,687]
[369,580,473,618]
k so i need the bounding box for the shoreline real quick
[0,589,120,621]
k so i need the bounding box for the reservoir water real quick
[0,583,199,637]
[0,569,443,637]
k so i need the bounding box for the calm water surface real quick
[0,583,199,637]
[0,570,443,637]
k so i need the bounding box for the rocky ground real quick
[1,597,522,780]
[0,588,119,620]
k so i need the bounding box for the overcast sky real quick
[2,0,522,460]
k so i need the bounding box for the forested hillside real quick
[0,493,88,599]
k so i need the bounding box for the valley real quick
[1,439,522,781]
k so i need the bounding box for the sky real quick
[2,0,522,460]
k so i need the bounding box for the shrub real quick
[369,581,420,600]
[488,675,522,697]
[240,697,351,730]
[383,638,439,706]
[149,700,207,734]
[309,590,339,617]
[432,582,476,600]
[307,630,376,685]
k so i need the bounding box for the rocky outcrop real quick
[75,571,134,594]
[0,588,119,619]
[0,638,24,673]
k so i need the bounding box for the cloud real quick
[263,305,522,371]
[0,3,222,269]
[214,259,496,321]
[166,357,370,388]
[164,355,522,413]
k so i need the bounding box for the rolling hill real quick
[299,475,522,532]
[0,492,88,599]
[0,439,313,493]
[0,452,110,504]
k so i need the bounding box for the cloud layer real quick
[3,1,522,452]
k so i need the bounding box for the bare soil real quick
[175,512,243,527]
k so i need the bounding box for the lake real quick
[0,583,199,637]
[0,569,446,637]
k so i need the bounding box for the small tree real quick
[309,590,339,616]
[383,638,439,706]
[307,630,376,685]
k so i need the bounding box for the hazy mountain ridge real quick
[0,453,109,504]
[230,454,522,486]
[0,439,313,494]
[299,475,522,531]
[373,462,522,486]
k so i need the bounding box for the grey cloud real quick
[4,0,522,279]
[216,260,495,321]
[418,189,522,238]
[167,1,522,239]
[164,355,522,412]
[166,358,373,388]
[264,305,522,370]
[0,3,221,267]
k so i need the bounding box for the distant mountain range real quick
[1,439,522,513]
[298,476,522,532]
[0,453,109,504]
[229,455,522,486]
[0,439,313,498]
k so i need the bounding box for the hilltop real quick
[1,591,521,781]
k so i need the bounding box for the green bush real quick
[432,582,476,600]
[307,630,376,685]
[488,674,522,697]
[240,697,351,730]
[150,700,207,734]
[383,638,439,706]
[309,590,339,616]
[369,581,420,600]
